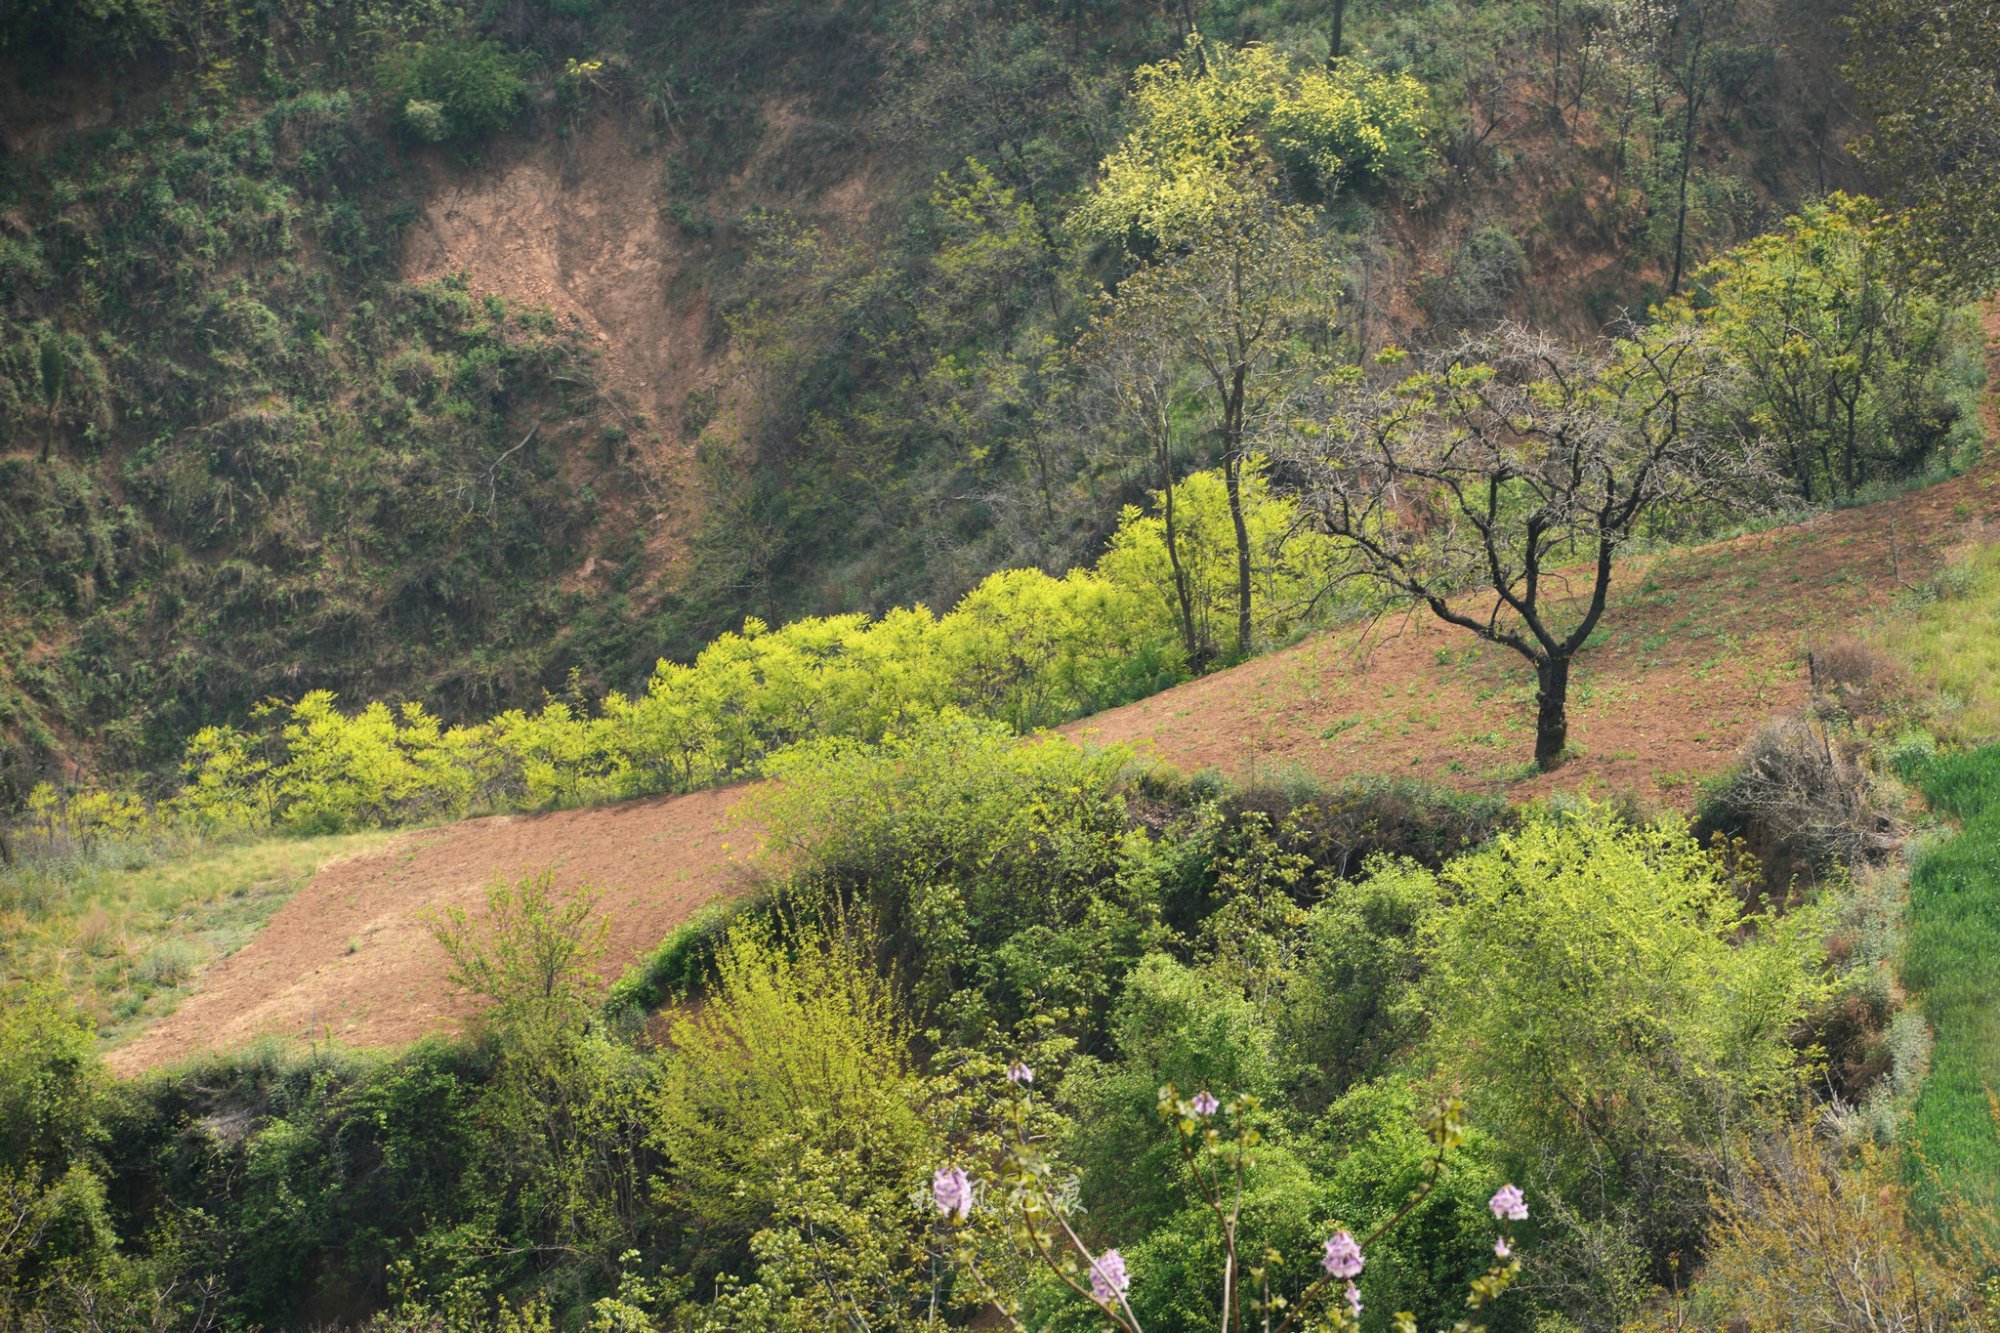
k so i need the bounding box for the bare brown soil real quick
[105,784,757,1074]
[401,112,715,581]
[399,101,884,590]
[1077,468,1999,803]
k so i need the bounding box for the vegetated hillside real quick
[104,417,2000,1069]
[0,0,1866,799]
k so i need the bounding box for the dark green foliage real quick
[1316,1079,1525,1329]
[0,0,166,59]
[1421,225,1527,329]
[1847,0,2000,296]
[377,39,528,143]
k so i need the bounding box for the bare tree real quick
[1283,322,1777,770]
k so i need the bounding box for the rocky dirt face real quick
[401,111,716,581]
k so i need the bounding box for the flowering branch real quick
[931,1063,1532,1331]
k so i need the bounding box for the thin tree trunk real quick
[1222,451,1253,660]
[1159,438,1203,671]
[1534,653,1572,770]
[1667,38,1705,296]
[1221,357,1255,660]
[1331,0,1346,60]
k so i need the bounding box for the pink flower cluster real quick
[1321,1230,1364,1279]
[1090,1249,1130,1303]
[933,1166,972,1221]
[1489,1184,1526,1260]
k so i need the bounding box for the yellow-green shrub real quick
[1072,37,1432,247]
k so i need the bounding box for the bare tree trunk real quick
[1223,453,1253,660]
[1667,29,1708,296]
[1534,653,1572,770]
[1331,0,1346,60]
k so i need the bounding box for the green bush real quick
[378,39,528,143]
[750,715,1157,1029]
[1419,806,1829,1294]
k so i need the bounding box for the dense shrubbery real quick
[7,723,1936,1330]
[377,39,528,143]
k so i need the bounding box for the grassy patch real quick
[0,831,395,1046]
[1881,542,2000,739]
[1900,745,2000,1232]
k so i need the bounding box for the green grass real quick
[1901,744,2000,1231]
[0,831,395,1046]
[1882,542,2000,740]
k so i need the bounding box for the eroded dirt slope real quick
[401,113,712,576]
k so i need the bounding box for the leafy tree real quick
[1667,193,1979,503]
[1284,322,1776,769]
[1281,861,1441,1111]
[651,921,944,1328]
[1071,38,1431,249]
[1074,37,1426,663]
[1095,463,1346,671]
[1091,203,1337,661]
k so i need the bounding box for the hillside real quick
[0,0,1868,795]
[104,397,2000,1069]
[11,1,2000,1329]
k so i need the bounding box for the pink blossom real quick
[1007,1061,1034,1085]
[1489,1184,1527,1222]
[1494,1236,1512,1260]
[1345,1282,1363,1318]
[1190,1090,1219,1117]
[1322,1230,1364,1279]
[1090,1249,1130,1303]
[932,1166,972,1221]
